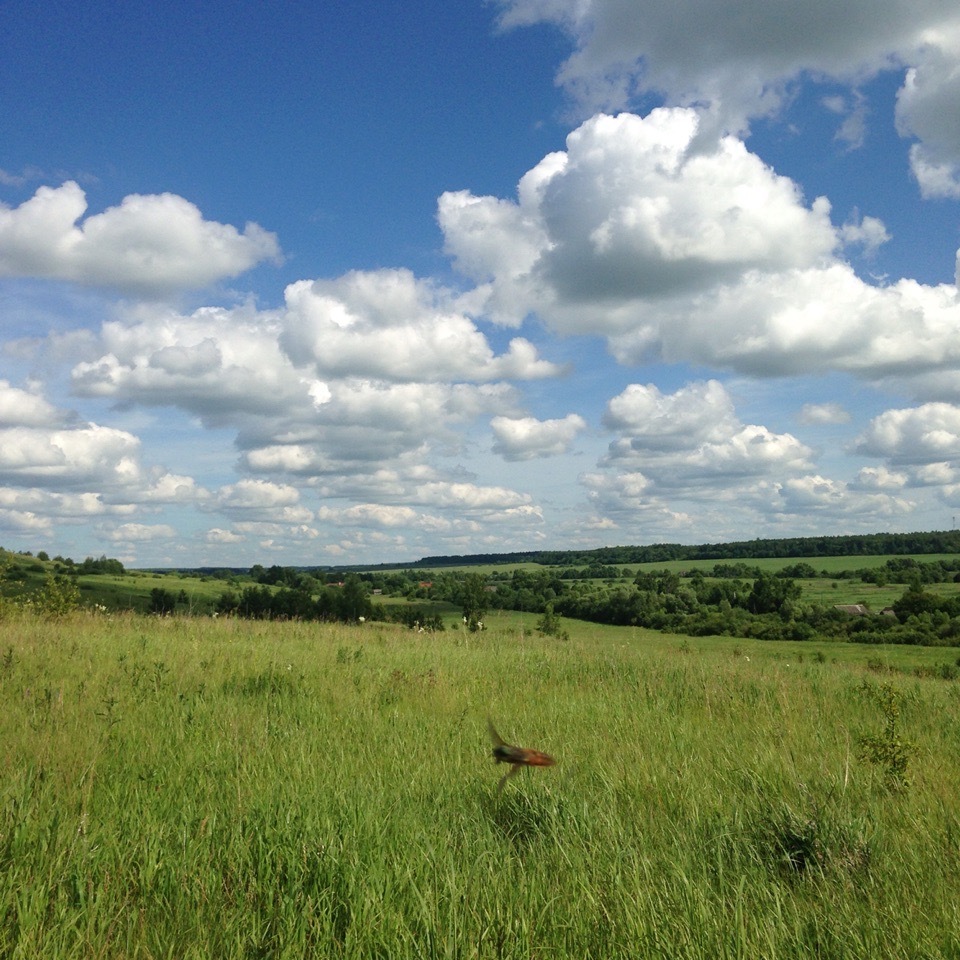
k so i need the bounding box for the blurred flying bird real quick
[488,719,556,792]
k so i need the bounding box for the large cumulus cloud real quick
[441,108,960,397]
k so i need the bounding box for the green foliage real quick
[381,605,445,631]
[418,529,960,567]
[10,537,960,648]
[536,603,569,640]
[857,682,918,791]
[77,554,126,575]
[30,573,81,617]
[336,573,373,622]
[0,551,13,618]
[746,572,802,615]
[457,572,488,631]
[149,587,178,614]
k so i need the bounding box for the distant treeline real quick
[418,531,960,568]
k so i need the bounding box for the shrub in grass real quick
[857,682,917,791]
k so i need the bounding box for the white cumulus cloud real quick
[441,110,960,395]
[106,523,177,543]
[856,403,960,463]
[281,269,560,383]
[491,413,586,460]
[0,379,70,427]
[0,423,141,489]
[0,182,280,296]
[441,110,838,332]
[597,380,813,498]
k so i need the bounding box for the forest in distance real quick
[412,529,960,569]
[105,528,960,577]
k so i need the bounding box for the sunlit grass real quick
[2,610,960,957]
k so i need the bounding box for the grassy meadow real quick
[2,610,960,958]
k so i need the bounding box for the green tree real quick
[746,572,801,615]
[149,588,178,615]
[892,585,942,621]
[458,573,488,631]
[336,574,372,622]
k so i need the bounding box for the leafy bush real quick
[857,682,917,791]
[31,574,81,617]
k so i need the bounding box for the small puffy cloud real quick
[686,425,813,478]
[281,269,560,383]
[602,380,737,451]
[798,402,851,425]
[337,504,420,528]
[914,461,957,485]
[491,413,586,460]
[0,488,135,538]
[776,475,913,517]
[581,469,651,505]
[313,503,505,540]
[0,182,280,296]
[579,469,697,538]
[240,380,519,478]
[0,379,71,427]
[413,480,535,511]
[234,521,319,540]
[106,523,177,543]
[136,472,210,504]
[71,306,305,422]
[776,475,849,510]
[855,402,960,463]
[205,527,245,544]
[215,479,309,514]
[607,264,960,385]
[906,145,960,200]
[853,466,909,490]
[602,380,813,483]
[0,487,129,520]
[0,379,213,546]
[838,214,890,255]
[0,508,53,534]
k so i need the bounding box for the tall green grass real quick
[2,611,959,958]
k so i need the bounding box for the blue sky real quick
[2,0,960,567]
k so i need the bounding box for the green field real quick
[627,553,960,575]
[2,609,959,958]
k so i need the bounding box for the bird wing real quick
[487,718,508,748]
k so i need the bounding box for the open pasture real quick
[2,611,960,958]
